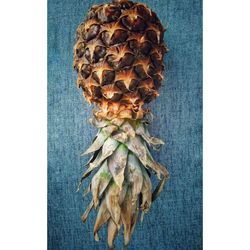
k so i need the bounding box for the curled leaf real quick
[136,122,164,150]
[145,146,169,179]
[112,130,128,143]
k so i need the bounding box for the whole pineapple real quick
[73,0,169,249]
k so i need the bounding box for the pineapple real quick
[73,0,169,249]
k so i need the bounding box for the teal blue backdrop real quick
[48,0,202,249]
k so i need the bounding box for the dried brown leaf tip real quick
[74,0,169,249]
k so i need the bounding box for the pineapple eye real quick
[140,41,152,56]
[136,4,151,20]
[134,65,147,79]
[85,24,100,41]
[97,4,121,22]
[110,29,128,45]
[146,30,158,44]
[93,46,106,63]
[121,15,146,31]
[91,86,102,99]
[153,74,163,90]
[118,53,134,69]
[102,70,115,85]
[75,42,85,58]
[80,64,92,79]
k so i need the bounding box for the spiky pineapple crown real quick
[73,0,167,120]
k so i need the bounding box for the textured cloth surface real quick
[48,0,202,249]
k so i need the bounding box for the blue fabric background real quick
[48,0,202,249]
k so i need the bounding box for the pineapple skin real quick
[73,1,169,249]
[73,0,167,120]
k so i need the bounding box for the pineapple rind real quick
[73,0,168,120]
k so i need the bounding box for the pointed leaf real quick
[152,174,169,202]
[82,125,117,155]
[119,182,128,205]
[81,200,94,223]
[107,218,119,250]
[140,165,152,212]
[78,138,119,189]
[126,154,143,203]
[125,136,147,166]
[108,144,128,190]
[121,187,138,248]
[105,182,121,227]
[93,199,110,241]
[83,183,91,197]
[84,148,101,167]
[91,160,112,207]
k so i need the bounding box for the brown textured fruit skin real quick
[73,0,168,120]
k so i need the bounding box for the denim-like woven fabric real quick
[48,0,202,249]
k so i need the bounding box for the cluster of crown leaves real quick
[77,117,169,249]
[73,0,167,120]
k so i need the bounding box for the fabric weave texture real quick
[48,0,203,249]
